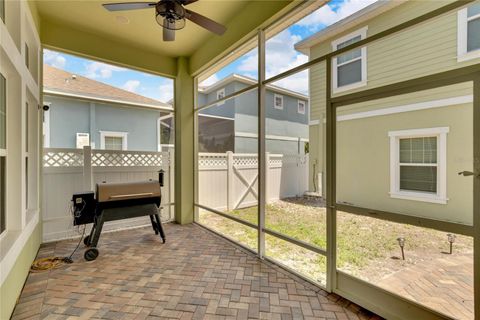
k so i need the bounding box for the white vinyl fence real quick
[42,148,308,241]
[42,146,174,242]
[198,152,309,211]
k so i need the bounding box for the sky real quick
[43,0,377,102]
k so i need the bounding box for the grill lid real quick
[96,181,161,203]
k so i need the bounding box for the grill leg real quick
[90,212,105,248]
[85,218,97,246]
[154,214,165,243]
[149,215,159,235]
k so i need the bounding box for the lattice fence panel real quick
[43,149,84,167]
[91,150,167,167]
[233,155,258,168]
[198,153,227,169]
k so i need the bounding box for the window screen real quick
[399,137,437,193]
[104,136,123,150]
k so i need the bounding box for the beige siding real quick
[336,100,473,225]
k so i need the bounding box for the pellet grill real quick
[72,171,166,261]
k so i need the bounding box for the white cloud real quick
[199,74,219,87]
[43,49,67,68]
[296,0,378,31]
[237,29,309,95]
[122,80,140,93]
[84,61,126,79]
[158,82,174,103]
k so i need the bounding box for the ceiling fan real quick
[102,0,227,42]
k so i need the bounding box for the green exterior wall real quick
[0,223,41,320]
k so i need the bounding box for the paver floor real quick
[376,254,473,320]
[12,223,381,320]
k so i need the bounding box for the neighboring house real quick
[197,74,309,154]
[43,65,174,152]
[294,0,479,226]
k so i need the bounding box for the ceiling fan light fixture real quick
[155,1,186,30]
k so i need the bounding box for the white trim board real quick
[337,95,473,122]
[236,132,309,142]
[0,212,39,285]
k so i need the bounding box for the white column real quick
[82,145,93,191]
[226,151,234,211]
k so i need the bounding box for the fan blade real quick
[163,19,175,41]
[185,9,226,35]
[102,2,156,11]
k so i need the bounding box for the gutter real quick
[43,89,174,112]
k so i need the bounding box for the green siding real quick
[336,102,473,225]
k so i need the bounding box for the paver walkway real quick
[376,254,473,319]
[12,223,381,320]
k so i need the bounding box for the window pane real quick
[104,136,123,150]
[198,116,234,153]
[0,0,4,23]
[399,137,437,164]
[0,157,4,234]
[337,35,362,49]
[337,48,361,65]
[400,166,437,193]
[467,18,480,52]
[0,73,5,149]
[467,3,480,17]
[337,59,362,87]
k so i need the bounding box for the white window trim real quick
[457,7,480,62]
[297,100,306,114]
[100,131,128,150]
[388,127,449,204]
[216,88,225,106]
[332,26,368,93]
[274,94,284,110]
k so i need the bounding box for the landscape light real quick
[447,233,456,254]
[397,237,406,260]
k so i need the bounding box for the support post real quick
[473,75,480,319]
[226,151,234,211]
[257,29,266,258]
[83,145,93,191]
[326,57,337,292]
[174,57,194,224]
[265,152,270,204]
[168,148,175,220]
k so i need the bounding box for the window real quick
[216,88,225,106]
[298,100,306,114]
[389,127,449,204]
[0,73,5,234]
[100,131,128,150]
[458,3,480,61]
[25,43,29,69]
[332,27,367,93]
[0,0,4,23]
[274,94,283,110]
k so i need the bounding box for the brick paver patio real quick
[12,223,381,320]
[376,254,473,320]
